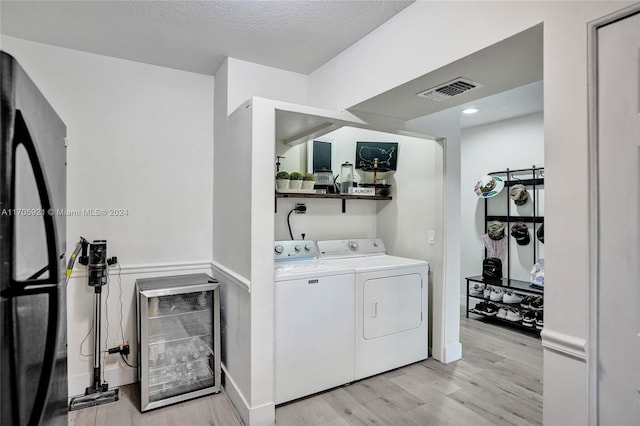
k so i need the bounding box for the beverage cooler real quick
[135,274,221,412]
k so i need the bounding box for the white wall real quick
[275,198,377,241]
[406,108,461,363]
[211,59,257,424]
[1,36,215,395]
[214,55,310,424]
[307,2,635,423]
[460,112,545,302]
[226,57,308,115]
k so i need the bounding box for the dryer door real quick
[363,273,423,339]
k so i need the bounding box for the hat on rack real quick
[487,221,505,240]
[537,223,544,243]
[509,184,529,206]
[474,175,505,198]
[510,222,530,245]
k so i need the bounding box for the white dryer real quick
[273,240,355,404]
[317,238,428,380]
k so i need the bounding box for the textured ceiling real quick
[0,0,413,75]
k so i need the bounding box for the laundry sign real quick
[355,141,399,171]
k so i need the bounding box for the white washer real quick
[273,240,355,404]
[317,238,429,380]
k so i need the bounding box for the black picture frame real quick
[355,141,399,170]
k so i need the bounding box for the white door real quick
[597,12,640,425]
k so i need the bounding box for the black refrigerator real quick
[0,51,67,425]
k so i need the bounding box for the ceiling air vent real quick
[416,77,484,101]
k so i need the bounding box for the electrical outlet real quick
[295,203,306,214]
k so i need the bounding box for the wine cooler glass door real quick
[144,290,215,404]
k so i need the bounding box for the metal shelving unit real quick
[466,166,545,335]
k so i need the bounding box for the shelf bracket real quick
[342,199,346,213]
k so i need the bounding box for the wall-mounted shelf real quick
[274,192,392,213]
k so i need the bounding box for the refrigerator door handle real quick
[8,109,61,426]
[11,110,60,286]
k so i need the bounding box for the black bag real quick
[482,257,503,281]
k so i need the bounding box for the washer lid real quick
[321,255,428,272]
[274,261,355,281]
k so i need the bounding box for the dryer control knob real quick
[294,245,302,252]
[304,243,313,251]
[373,241,379,247]
[348,241,359,251]
[274,245,284,254]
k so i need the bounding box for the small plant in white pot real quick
[276,171,290,190]
[289,172,303,190]
[302,173,315,190]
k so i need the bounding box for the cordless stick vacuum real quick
[69,239,120,411]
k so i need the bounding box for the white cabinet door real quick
[597,11,640,425]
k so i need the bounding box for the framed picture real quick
[355,141,399,170]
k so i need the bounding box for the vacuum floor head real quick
[68,388,119,411]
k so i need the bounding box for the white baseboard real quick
[442,342,463,363]
[222,364,275,426]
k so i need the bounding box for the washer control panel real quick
[317,239,386,258]
[274,240,317,262]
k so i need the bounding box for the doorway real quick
[591,8,640,425]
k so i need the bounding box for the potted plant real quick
[289,172,303,190]
[275,171,290,191]
[301,173,315,190]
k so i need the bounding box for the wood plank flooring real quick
[68,385,243,426]
[276,316,542,426]
[69,314,542,425]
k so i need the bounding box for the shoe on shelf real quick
[535,311,544,330]
[497,308,508,319]
[505,308,523,322]
[473,301,487,314]
[520,295,536,309]
[530,296,544,311]
[522,311,536,327]
[503,291,524,304]
[483,287,492,299]
[489,288,504,302]
[470,283,485,296]
[482,302,499,317]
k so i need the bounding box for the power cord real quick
[119,353,137,369]
[117,263,125,346]
[287,209,295,240]
[103,268,110,383]
[287,204,307,240]
[79,320,93,357]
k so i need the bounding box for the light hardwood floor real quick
[69,315,542,425]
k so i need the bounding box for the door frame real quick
[587,4,640,425]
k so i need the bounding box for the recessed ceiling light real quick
[462,107,479,114]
